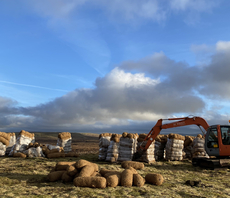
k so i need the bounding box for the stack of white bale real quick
[105,134,121,162]
[57,132,72,152]
[5,133,16,155]
[27,142,45,158]
[118,132,138,161]
[165,133,185,161]
[9,130,35,156]
[0,132,10,156]
[183,135,195,159]
[98,133,112,160]
[192,134,209,158]
[154,135,167,161]
[137,134,155,163]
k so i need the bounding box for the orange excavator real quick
[133,116,230,169]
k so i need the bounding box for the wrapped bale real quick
[67,165,78,176]
[165,133,184,161]
[0,132,10,156]
[5,133,16,155]
[73,177,106,188]
[48,171,66,182]
[118,132,138,162]
[57,132,72,153]
[98,133,112,160]
[137,134,155,163]
[9,130,35,156]
[133,174,145,187]
[46,144,63,151]
[62,171,73,183]
[145,173,164,186]
[28,147,45,158]
[75,159,98,172]
[42,144,64,157]
[105,134,121,162]
[101,169,122,187]
[121,161,144,170]
[78,165,96,177]
[120,168,135,187]
[99,168,121,177]
[192,135,209,158]
[55,162,76,171]
[13,152,27,158]
[0,142,6,156]
[106,173,122,187]
[91,172,101,177]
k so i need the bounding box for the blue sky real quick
[1,0,230,134]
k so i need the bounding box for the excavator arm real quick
[136,116,210,157]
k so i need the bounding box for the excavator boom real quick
[140,116,209,152]
[133,116,230,169]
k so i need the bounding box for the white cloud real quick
[95,67,159,89]
[25,0,86,20]
[216,41,230,52]
[190,44,215,54]
[170,0,217,12]
[2,39,230,132]
[23,0,219,25]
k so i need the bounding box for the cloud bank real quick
[1,41,230,133]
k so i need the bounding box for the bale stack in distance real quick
[137,133,155,163]
[5,133,16,156]
[165,133,185,161]
[9,130,35,156]
[118,132,138,161]
[98,133,112,160]
[105,134,122,162]
[0,132,11,156]
[57,132,72,153]
[183,135,195,159]
[192,135,209,159]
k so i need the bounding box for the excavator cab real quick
[205,125,230,157]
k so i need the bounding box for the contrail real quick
[0,80,69,92]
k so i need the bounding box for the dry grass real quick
[0,132,230,197]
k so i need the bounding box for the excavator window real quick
[221,127,230,145]
[207,128,219,148]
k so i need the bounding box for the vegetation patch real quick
[0,155,230,197]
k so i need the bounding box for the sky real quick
[1,0,230,135]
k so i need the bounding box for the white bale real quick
[99,136,111,147]
[165,138,184,161]
[0,142,6,156]
[57,138,72,152]
[28,147,45,158]
[106,141,120,162]
[47,144,62,151]
[118,136,138,162]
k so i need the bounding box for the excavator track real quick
[192,157,230,170]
